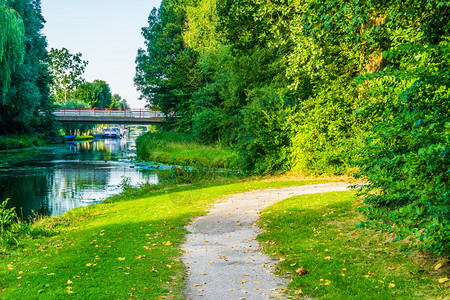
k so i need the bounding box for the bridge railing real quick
[53,108,169,118]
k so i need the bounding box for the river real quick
[0,130,161,218]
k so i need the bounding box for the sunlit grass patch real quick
[136,131,238,169]
[258,191,449,299]
[0,178,326,299]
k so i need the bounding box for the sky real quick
[41,0,162,108]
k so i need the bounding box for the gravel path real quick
[181,182,350,299]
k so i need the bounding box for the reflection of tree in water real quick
[0,136,159,218]
[0,170,53,219]
[66,139,128,161]
[58,162,110,189]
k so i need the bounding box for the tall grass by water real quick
[136,132,238,169]
[0,134,48,150]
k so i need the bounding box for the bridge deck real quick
[54,108,168,125]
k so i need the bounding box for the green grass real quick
[0,135,47,150]
[136,132,238,169]
[73,135,93,141]
[258,191,449,299]
[0,178,327,299]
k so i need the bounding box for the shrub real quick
[237,88,294,174]
[355,40,450,256]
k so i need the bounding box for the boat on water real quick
[65,135,77,141]
[103,126,126,138]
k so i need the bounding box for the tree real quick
[111,94,129,109]
[49,47,88,103]
[73,79,113,108]
[0,0,25,103]
[135,0,201,128]
[0,0,54,135]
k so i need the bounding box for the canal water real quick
[0,131,161,218]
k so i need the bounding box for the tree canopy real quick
[48,47,88,104]
[0,0,54,135]
[0,0,25,103]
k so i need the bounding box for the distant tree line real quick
[135,0,449,255]
[49,47,129,110]
[0,1,128,136]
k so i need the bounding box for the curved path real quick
[181,182,350,299]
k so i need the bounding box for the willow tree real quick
[0,0,25,103]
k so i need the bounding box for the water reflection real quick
[0,133,158,218]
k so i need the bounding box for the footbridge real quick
[54,108,169,125]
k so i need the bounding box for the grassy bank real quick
[136,132,238,169]
[73,135,93,141]
[258,191,449,299]
[0,177,329,299]
[1,177,447,299]
[0,135,48,150]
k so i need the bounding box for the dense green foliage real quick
[0,0,25,103]
[136,1,449,254]
[352,0,450,255]
[0,134,47,149]
[0,0,55,135]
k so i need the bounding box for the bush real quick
[0,134,46,150]
[289,82,365,175]
[355,40,450,256]
[237,89,294,175]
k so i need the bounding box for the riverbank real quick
[0,177,323,298]
[136,132,238,169]
[0,134,50,150]
[0,176,447,299]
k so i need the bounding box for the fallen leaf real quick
[296,267,308,275]
[388,266,396,270]
[435,263,443,270]
[438,278,448,283]
[118,257,126,261]
[388,283,395,288]
[325,256,331,260]
[163,241,172,246]
[67,280,73,284]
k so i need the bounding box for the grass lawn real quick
[258,191,449,299]
[0,178,327,299]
